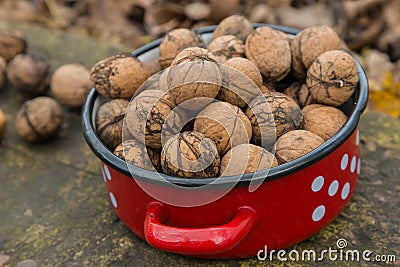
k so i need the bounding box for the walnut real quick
[193,101,252,155]
[212,15,253,42]
[276,130,324,164]
[0,29,27,62]
[207,35,244,63]
[0,108,6,139]
[96,99,129,150]
[50,63,92,108]
[158,28,205,68]
[283,82,314,108]
[125,89,183,150]
[291,25,342,80]
[245,27,291,82]
[307,50,358,106]
[220,144,278,176]
[0,56,5,90]
[167,47,222,111]
[302,104,347,141]
[161,131,220,178]
[217,57,263,108]
[245,92,303,148]
[15,97,63,142]
[90,53,148,99]
[114,139,160,172]
[6,54,50,96]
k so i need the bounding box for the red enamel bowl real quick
[82,24,368,259]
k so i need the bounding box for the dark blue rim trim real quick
[82,24,369,188]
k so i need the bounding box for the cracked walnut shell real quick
[90,53,148,99]
[161,131,220,178]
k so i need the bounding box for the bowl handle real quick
[144,202,258,255]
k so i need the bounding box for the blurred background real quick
[1,0,399,116]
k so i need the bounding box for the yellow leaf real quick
[369,90,400,118]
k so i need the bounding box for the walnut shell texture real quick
[96,99,129,150]
[245,26,291,82]
[212,15,253,42]
[302,104,347,141]
[114,139,160,171]
[193,101,252,155]
[15,96,63,142]
[6,54,50,96]
[276,130,324,163]
[161,131,220,178]
[168,47,222,111]
[0,56,5,90]
[90,53,148,99]
[0,29,27,62]
[291,25,342,79]
[283,82,314,108]
[158,28,205,68]
[307,50,358,106]
[246,92,303,148]
[125,90,183,150]
[220,144,278,176]
[51,63,92,108]
[217,57,263,109]
[207,35,244,63]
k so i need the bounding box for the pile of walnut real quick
[0,28,92,143]
[91,15,359,178]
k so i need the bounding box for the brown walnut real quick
[212,15,253,42]
[207,35,244,63]
[161,131,220,178]
[0,28,27,62]
[15,97,63,142]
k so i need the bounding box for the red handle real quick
[144,202,258,255]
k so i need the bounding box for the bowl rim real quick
[82,24,369,188]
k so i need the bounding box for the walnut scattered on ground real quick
[220,143,278,176]
[0,28,27,62]
[15,96,63,142]
[6,54,50,96]
[51,63,92,108]
[90,53,148,99]
[307,50,358,106]
[161,131,220,178]
[0,56,5,90]
[0,108,6,139]
[276,129,324,163]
